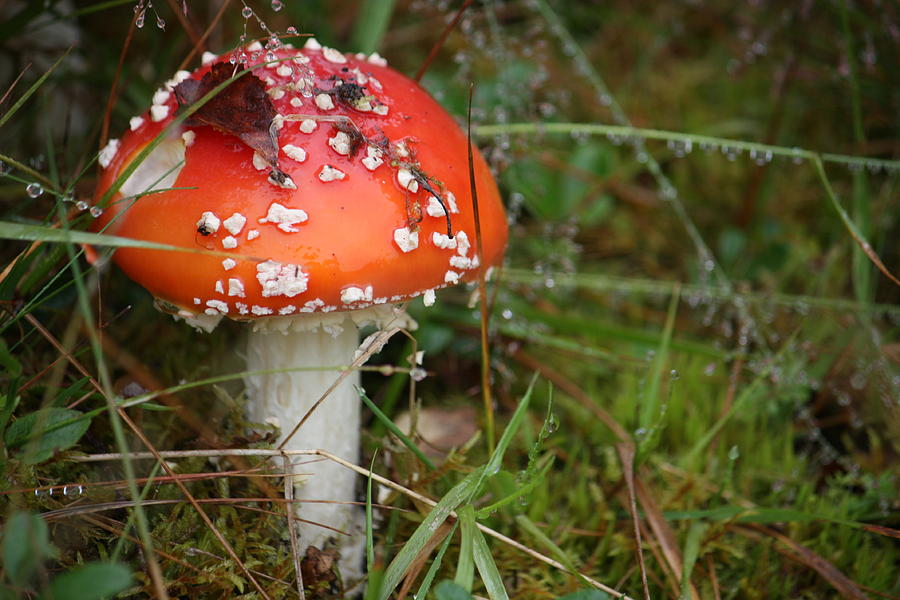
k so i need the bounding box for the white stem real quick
[245,319,365,583]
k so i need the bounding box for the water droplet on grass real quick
[90,206,103,218]
[271,0,283,11]
[728,445,740,460]
[75,200,89,211]
[26,183,43,198]
[669,369,679,380]
[546,413,559,433]
[242,6,253,18]
[156,15,165,29]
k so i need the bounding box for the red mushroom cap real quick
[93,42,507,319]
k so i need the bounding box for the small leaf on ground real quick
[435,580,474,600]
[4,407,92,464]
[2,512,56,586]
[43,562,132,600]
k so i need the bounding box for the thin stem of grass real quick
[53,205,170,599]
[473,122,900,171]
[529,0,731,292]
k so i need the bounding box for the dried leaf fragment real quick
[174,62,287,182]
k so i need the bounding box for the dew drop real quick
[63,484,85,497]
[704,362,716,376]
[75,200,89,211]
[271,0,283,11]
[156,15,165,29]
[546,413,559,434]
[241,5,253,18]
[0,160,11,175]
[26,182,43,198]
[90,206,103,218]
[135,9,146,27]
[501,308,513,320]
[728,445,740,460]
[410,367,426,382]
[286,26,297,35]
[669,369,680,380]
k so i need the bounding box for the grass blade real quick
[455,505,476,592]
[678,522,706,600]
[358,386,436,471]
[471,524,509,600]
[0,49,71,130]
[378,466,485,600]
[350,0,396,54]
[415,521,458,600]
[484,372,539,476]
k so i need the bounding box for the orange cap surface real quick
[93,42,507,319]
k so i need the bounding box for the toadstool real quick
[92,40,507,584]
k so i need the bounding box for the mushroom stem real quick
[245,320,365,582]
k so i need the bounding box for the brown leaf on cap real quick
[174,62,284,177]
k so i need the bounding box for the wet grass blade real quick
[455,505,476,592]
[415,521,458,600]
[378,467,485,600]
[678,522,706,600]
[471,523,509,600]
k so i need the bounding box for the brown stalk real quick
[178,0,231,72]
[466,83,495,453]
[282,454,306,600]
[414,0,474,82]
[396,522,455,600]
[634,475,700,599]
[616,443,651,600]
[164,0,202,47]
[706,554,722,600]
[707,356,743,456]
[0,62,31,107]
[99,9,138,163]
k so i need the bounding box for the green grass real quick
[1,1,898,599]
